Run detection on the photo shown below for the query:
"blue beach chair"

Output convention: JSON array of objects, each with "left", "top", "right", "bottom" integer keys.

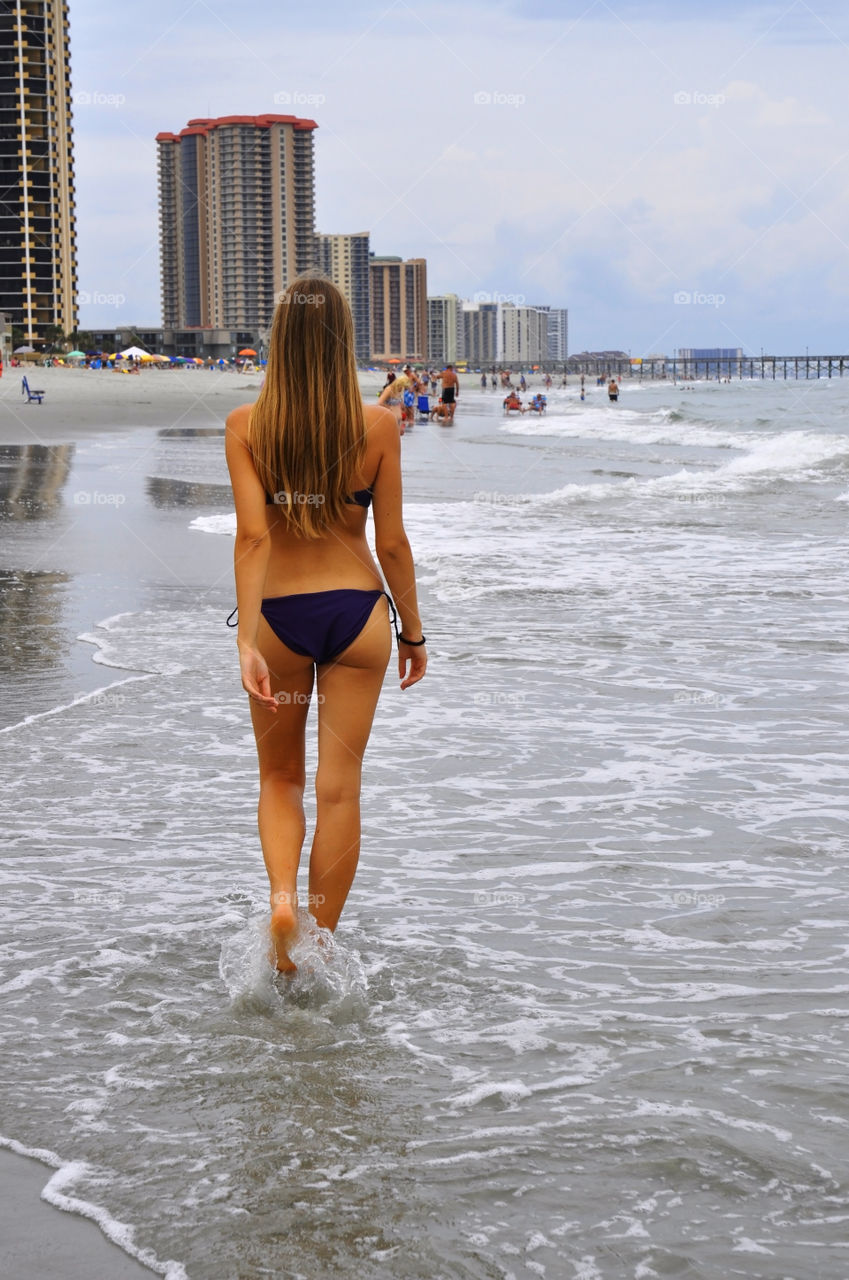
[
  {"left": 21, "top": 376, "right": 45, "bottom": 404},
  {"left": 416, "top": 393, "right": 430, "bottom": 421}
]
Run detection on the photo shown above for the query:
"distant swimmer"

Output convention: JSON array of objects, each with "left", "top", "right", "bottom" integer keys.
[{"left": 608, "top": 378, "right": 619, "bottom": 402}]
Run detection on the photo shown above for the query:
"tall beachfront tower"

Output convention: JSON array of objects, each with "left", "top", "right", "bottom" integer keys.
[
  {"left": 369, "top": 255, "right": 427, "bottom": 362},
  {"left": 315, "top": 231, "right": 370, "bottom": 363},
  {"left": 0, "top": 0, "right": 77, "bottom": 344},
  {"left": 427, "top": 294, "right": 464, "bottom": 365},
  {"left": 156, "top": 114, "right": 318, "bottom": 331}
]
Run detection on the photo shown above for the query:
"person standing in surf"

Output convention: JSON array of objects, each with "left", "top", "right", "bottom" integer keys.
[{"left": 225, "top": 277, "right": 427, "bottom": 972}]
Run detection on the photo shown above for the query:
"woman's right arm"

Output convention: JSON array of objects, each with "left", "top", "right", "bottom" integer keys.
[
  {"left": 369, "top": 406, "right": 427, "bottom": 690},
  {"left": 224, "top": 406, "right": 278, "bottom": 712}
]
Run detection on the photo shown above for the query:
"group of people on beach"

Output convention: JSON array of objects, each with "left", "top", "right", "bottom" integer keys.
[{"left": 377, "top": 363, "right": 459, "bottom": 432}]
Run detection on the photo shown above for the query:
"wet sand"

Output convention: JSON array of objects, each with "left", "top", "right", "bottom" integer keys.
[{"left": 0, "top": 1149, "right": 158, "bottom": 1278}]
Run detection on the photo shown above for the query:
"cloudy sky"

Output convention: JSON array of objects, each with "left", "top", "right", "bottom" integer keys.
[{"left": 71, "top": 0, "right": 849, "bottom": 354}]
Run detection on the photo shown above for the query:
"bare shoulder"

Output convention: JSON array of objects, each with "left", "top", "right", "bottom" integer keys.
[
  {"left": 225, "top": 402, "right": 254, "bottom": 441},
  {"left": 364, "top": 402, "right": 399, "bottom": 442}
]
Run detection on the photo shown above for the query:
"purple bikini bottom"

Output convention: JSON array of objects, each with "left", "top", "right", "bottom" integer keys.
[{"left": 260, "top": 589, "right": 387, "bottom": 665}]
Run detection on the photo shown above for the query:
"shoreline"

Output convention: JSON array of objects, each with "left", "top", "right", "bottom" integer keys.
[{"left": 0, "top": 1145, "right": 169, "bottom": 1278}]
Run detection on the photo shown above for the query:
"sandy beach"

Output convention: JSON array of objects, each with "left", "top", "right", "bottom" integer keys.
[{"left": 0, "top": 365, "right": 490, "bottom": 446}]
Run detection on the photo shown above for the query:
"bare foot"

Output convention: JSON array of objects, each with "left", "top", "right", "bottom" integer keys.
[{"left": 269, "top": 899, "right": 298, "bottom": 973}]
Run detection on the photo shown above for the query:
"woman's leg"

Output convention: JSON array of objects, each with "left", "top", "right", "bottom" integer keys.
[
  {"left": 310, "top": 599, "right": 391, "bottom": 932},
  {"left": 250, "top": 617, "right": 315, "bottom": 971}
]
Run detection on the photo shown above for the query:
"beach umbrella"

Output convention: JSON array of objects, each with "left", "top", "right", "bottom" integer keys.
[
  {"left": 13, "top": 345, "right": 34, "bottom": 353},
  {"left": 238, "top": 347, "right": 257, "bottom": 356},
  {"left": 66, "top": 349, "right": 85, "bottom": 358},
  {"left": 120, "top": 345, "right": 149, "bottom": 360}
]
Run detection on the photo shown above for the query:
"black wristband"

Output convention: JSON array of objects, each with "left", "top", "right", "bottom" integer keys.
[{"left": 399, "top": 634, "right": 426, "bottom": 646}]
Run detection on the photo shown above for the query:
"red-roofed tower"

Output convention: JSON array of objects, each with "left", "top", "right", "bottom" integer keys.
[{"left": 156, "top": 114, "right": 318, "bottom": 329}]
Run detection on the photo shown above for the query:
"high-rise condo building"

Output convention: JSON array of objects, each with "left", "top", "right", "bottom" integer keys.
[
  {"left": 532, "top": 305, "right": 569, "bottom": 361},
  {"left": 315, "top": 231, "right": 370, "bottom": 362},
  {"left": 156, "top": 114, "right": 317, "bottom": 331},
  {"left": 427, "top": 293, "right": 464, "bottom": 365},
  {"left": 499, "top": 304, "right": 549, "bottom": 365},
  {"left": 369, "top": 255, "right": 427, "bottom": 362},
  {"left": 0, "top": 0, "right": 77, "bottom": 343},
  {"left": 461, "top": 301, "right": 498, "bottom": 367}
]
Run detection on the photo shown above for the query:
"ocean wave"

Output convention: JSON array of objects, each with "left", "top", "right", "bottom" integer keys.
[{"left": 501, "top": 404, "right": 760, "bottom": 451}]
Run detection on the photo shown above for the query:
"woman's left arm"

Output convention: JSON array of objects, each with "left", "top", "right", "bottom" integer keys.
[{"left": 224, "top": 407, "right": 278, "bottom": 712}]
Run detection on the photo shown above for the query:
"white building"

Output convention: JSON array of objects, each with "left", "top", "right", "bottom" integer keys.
[
  {"left": 499, "top": 304, "right": 549, "bottom": 365},
  {"left": 427, "top": 294, "right": 464, "bottom": 364}
]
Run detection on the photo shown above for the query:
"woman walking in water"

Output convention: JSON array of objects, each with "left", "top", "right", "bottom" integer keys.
[{"left": 225, "top": 277, "right": 427, "bottom": 972}]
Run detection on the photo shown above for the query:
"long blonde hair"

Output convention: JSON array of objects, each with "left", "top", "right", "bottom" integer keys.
[{"left": 249, "top": 275, "right": 366, "bottom": 538}]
